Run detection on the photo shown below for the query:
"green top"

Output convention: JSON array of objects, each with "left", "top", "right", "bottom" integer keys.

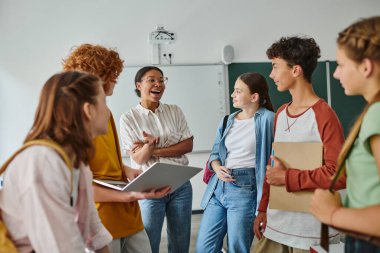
[{"left": 345, "top": 102, "right": 380, "bottom": 208}]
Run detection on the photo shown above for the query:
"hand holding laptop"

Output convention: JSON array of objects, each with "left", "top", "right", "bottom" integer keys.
[
  {"left": 124, "top": 165, "right": 142, "bottom": 181},
  {"left": 131, "top": 186, "right": 171, "bottom": 200}
]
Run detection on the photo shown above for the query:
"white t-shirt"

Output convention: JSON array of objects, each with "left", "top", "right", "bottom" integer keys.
[
  {"left": 120, "top": 103, "right": 193, "bottom": 170},
  {"left": 224, "top": 117, "right": 256, "bottom": 169},
  {"left": 263, "top": 101, "right": 341, "bottom": 249}
]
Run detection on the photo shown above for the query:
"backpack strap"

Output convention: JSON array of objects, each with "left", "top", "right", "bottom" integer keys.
[
  {"left": 222, "top": 115, "right": 229, "bottom": 135},
  {"left": 0, "top": 139, "right": 73, "bottom": 203}
]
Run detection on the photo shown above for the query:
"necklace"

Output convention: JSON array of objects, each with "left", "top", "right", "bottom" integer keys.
[
  {"left": 285, "top": 114, "right": 300, "bottom": 132},
  {"left": 284, "top": 101, "right": 315, "bottom": 132}
]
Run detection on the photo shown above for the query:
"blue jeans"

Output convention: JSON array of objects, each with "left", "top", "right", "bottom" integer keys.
[
  {"left": 196, "top": 168, "right": 256, "bottom": 253},
  {"left": 139, "top": 181, "right": 192, "bottom": 253},
  {"left": 345, "top": 236, "right": 380, "bottom": 253}
]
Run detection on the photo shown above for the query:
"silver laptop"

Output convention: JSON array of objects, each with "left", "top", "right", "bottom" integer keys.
[{"left": 93, "top": 162, "right": 202, "bottom": 192}]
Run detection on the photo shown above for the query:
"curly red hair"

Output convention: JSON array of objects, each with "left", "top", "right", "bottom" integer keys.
[{"left": 62, "top": 44, "right": 124, "bottom": 93}]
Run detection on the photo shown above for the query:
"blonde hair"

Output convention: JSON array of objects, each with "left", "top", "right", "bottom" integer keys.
[
  {"left": 334, "top": 16, "right": 380, "bottom": 179},
  {"left": 62, "top": 44, "right": 124, "bottom": 94}
]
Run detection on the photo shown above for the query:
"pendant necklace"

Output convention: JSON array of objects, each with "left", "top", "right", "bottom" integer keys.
[
  {"left": 285, "top": 104, "right": 300, "bottom": 132},
  {"left": 285, "top": 114, "right": 299, "bottom": 132}
]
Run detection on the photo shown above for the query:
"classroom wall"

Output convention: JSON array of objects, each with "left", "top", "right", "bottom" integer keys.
[{"left": 1, "top": 0, "right": 380, "bottom": 209}]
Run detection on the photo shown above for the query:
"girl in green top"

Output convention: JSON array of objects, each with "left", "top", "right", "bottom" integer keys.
[{"left": 310, "top": 16, "right": 380, "bottom": 252}]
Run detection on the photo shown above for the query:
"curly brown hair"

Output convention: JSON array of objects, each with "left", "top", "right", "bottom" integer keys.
[
  {"left": 266, "top": 36, "right": 321, "bottom": 83},
  {"left": 62, "top": 44, "right": 124, "bottom": 94}
]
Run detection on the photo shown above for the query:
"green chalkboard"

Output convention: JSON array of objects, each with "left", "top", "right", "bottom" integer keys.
[
  {"left": 228, "top": 62, "right": 328, "bottom": 112},
  {"left": 328, "top": 61, "right": 366, "bottom": 136},
  {"left": 228, "top": 61, "right": 365, "bottom": 136}
]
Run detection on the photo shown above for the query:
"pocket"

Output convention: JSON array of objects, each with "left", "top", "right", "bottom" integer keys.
[{"left": 231, "top": 170, "right": 255, "bottom": 189}]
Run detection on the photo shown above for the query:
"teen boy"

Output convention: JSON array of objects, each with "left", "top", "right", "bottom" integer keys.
[
  {"left": 63, "top": 44, "right": 170, "bottom": 253},
  {"left": 253, "top": 36, "right": 346, "bottom": 252}
]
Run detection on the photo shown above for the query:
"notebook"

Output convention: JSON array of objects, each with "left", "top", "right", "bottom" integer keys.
[
  {"left": 93, "top": 162, "right": 202, "bottom": 192},
  {"left": 269, "top": 142, "right": 323, "bottom": 213}
]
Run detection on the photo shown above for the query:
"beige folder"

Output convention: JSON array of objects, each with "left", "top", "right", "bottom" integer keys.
[{"left": 269, "top": 142, "right": 323, "bottom": 213}]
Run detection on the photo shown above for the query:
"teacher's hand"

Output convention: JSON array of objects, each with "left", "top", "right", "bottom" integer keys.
[
  {"left": 130, "top": 142, "right": 144, "bottom": 154},
  {"left": 142, "top": 131, "right": 160, "bottom": 146}
]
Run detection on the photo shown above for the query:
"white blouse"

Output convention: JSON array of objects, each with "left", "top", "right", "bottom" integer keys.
[{"left": 120, "top": 103, "right": 193, "bottom": 170}]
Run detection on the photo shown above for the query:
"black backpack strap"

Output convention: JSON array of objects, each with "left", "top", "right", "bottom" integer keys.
[{"left": 222, "top": 115, "right": 229, "bottom": 135}]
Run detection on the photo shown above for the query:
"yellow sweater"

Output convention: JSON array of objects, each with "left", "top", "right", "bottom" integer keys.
[{"left": 89, "top": 114, "right": 143, "bottom": 239}]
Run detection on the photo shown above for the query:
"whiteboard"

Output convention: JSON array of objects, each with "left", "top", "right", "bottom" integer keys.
[{"left": 108, "top": 64, "right": 229, "bottom": 153}]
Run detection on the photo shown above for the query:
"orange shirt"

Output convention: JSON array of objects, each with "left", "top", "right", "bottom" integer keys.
[{"left": 89, "top": 114, "right": 143, "bottom": 239}]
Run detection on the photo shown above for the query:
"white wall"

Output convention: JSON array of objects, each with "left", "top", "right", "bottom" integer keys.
[{"left": 1, "top": 0, "right": 380, "bottom": 208}]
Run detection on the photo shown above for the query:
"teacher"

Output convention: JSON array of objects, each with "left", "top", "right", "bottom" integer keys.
[{"left": 120, "top": 66, "right": 194, "bottom": 253}]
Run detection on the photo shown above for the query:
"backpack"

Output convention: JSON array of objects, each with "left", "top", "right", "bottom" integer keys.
[{"left": 0, "top": 139, "right": 72, "bottom": 253}]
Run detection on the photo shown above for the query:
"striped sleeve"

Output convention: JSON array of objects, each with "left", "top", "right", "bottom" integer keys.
[
  {"left": 172, "top": 105, "right": 193, "bottom": 141},
  {"left": 119, "top": 110, "right": 142, "bottom": 155}
]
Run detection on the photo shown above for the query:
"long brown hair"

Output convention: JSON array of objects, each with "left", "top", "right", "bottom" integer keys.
[
  {"left": 25, "top": 71, "right": 101, "bottom": 167},
  {"left": 335, "top": 16, "right": 380, "bottom": 176},
  {"left": 238, "top": 72, "right": 274, "bottom": 112}
]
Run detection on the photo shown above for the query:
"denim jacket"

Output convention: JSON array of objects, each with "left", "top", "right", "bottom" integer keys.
[{"left": 200, "top": 107, "right": 274, "bottom": 214}]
